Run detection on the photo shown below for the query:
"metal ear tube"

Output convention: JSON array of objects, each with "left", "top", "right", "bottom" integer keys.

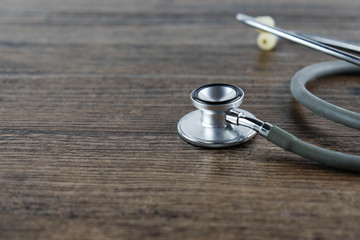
[{"left": 235, "top": 13, "right": 360, "bottom": 66}]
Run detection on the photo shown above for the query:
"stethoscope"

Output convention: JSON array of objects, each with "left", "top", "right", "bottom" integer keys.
[{"left": 178, "top": 14, "right": 360, "bottom": 172}]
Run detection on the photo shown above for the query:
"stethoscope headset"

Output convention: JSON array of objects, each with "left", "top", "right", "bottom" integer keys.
[{"left": 178, "top": 14, "right": 360, "bottom": 172}]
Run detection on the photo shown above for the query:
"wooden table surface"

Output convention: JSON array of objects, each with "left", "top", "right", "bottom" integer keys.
[{"left": 0, "top": 0, "right": 359, "bottom": 239}]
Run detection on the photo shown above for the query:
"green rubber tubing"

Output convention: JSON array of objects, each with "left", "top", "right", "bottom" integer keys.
[
  {"left": 267, "top": 126, "right": 360, "bottom": 172},
  {"left": 268, "top": 60, "right": 360, "bottom": 172}
]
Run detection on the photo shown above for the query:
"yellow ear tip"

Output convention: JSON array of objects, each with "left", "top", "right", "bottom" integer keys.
[
  {"left": 254, "top": 16, "right": 277, "bottom": 51},
  {"left": 257, "top": 33, "right": 278, "bottom": 51},
  {"left": 255, "top": 16, "right": 276, "bottom": 28}
]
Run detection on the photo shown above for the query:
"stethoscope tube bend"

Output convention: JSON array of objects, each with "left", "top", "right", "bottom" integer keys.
[{"left": 291, "top": 61, "right": 360, "bottom": 130}]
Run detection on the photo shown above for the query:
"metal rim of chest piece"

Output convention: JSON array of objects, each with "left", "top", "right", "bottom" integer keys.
[{"left": 177, "top": 83, "right": 257, "bottom": 148}]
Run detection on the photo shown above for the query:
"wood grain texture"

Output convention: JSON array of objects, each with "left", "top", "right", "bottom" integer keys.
[{"left": 0, "top": 0, "right": 359, "bottom": 239}]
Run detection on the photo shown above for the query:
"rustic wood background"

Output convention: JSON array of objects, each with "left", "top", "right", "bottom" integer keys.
[{"left": 0, "top": 0, "right": 359, "bottom": 239}]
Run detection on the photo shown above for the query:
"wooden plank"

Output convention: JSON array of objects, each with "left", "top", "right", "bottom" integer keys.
[{"left": 0, "top": 0, "right": 359, "bottom": 239}]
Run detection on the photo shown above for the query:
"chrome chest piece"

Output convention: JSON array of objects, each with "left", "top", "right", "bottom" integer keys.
[{"left": 177, "top": 84, "right": 257, "bottom": 148}]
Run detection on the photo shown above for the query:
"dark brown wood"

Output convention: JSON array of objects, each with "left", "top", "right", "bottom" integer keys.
[{"left": 0, "top": 1, "right": 360, "bottom": 239}]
